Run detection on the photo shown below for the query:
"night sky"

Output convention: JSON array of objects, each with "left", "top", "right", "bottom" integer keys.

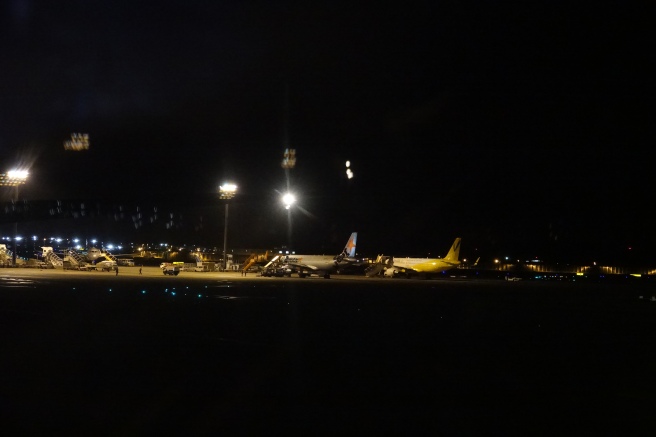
[{"left": 0, "top": 1, "right": 653, "bottom": 264}]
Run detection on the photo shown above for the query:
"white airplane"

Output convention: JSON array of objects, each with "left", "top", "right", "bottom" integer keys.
[
  {"left": 261, "top": 232, "right": 359, "bottom": 279},
  {"left": 85, "top": 247, "right": 105, "bottom": 261},
  {"left": 367, "top": 238, "right": 463, "bottom": 278},
  {"left": 84, "top": 247, "right": 134, "bottom": 270}
]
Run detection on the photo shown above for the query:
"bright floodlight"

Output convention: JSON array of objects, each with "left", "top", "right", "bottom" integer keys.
[
  {"left": 345, "top": 160, "right": 354, "bottom": 179},
  {"left": 281, "top": 148, "right": 296, "bottom": 169},
  {"left": 282, "top": 193, "right": 296, "bottom": 210},
  {"left": 219, "top": 183, "right": 238, "bottom": 199},
  {"left": 1, "top": 169, "right": 29, "bottom": 186},
  {"left": 64, "top": 133, "right": 90, "bottom": 151},
  {"left": 7, "top": 170, "right": 29, "bottom": 180}
]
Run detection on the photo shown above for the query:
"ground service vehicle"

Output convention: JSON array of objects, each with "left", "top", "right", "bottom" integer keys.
[{"left": 160, "top": 263, "right": 181, "bottom": 276}]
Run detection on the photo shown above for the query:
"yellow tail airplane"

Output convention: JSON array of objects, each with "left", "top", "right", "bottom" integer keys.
[{"left": 366, "top": 238, "right": 463, "bottom": 278}]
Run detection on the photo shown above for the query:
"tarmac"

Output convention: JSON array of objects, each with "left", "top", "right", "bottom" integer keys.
[
  {"left": 1, "top": 266, "right": 655, "bottom": 435},
  {"left": 0, "top": 265, "right": 492, "bottom": 283}
]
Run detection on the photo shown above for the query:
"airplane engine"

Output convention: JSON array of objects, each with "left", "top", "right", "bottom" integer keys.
[{"left": 384, "top": 267, "right": 397, "bottom": 277}]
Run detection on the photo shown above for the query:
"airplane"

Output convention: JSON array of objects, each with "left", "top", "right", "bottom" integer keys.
[
  {"left": 81, "top": 247, "right": 138, "bottom": 270},
  {"left": 85, "top": 247, "right": 106, "bottom": 261},
  {"left": 366, "top": 238, "right": 463, "bottom": 278},
  {"left": 261, "top": 232, "right": 359, "bottom": 279}
]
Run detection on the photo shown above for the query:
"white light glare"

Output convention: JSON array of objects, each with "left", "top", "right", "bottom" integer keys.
[
  {"left": 282, "top": 193, "right": 296, "bottom": 209},
  {"left": 219, "top": 183, "right": 238, "bottom": 199},
  {"left": 345, "top": 160, "right": 354, "bottom": 179},
  {"left": 220, "top": 183, "right": 237, "bottom": 191},
  {"left": 7, "top": 169, "right": 29, "bottom": 180}
]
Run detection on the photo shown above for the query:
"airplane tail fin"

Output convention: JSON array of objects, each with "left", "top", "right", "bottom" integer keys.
[
  {"left": 444, "top": 238, "right": 461, "bottom": 262},
  {"left": 334, "top": 232, "right": 357, "bottom": 262}
]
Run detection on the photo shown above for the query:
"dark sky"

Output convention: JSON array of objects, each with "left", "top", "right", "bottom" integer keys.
[{"left": 0, "top": 1, "right": 653, "bottom": 264}]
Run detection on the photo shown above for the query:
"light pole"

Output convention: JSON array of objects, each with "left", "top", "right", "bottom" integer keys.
[
  {"left": 0, "top": 169, "right": 29, "bottom": 266},
  {"left": 282, "top": 192, "right": 296, "bottom": 249},
  {"left": 219, "top": 183, "right": 237, "bottom": 271}
]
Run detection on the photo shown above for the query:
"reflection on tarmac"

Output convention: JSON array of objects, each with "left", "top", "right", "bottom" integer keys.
[{"left": 0, "top": 276, "right": 36, "bottom": 288}]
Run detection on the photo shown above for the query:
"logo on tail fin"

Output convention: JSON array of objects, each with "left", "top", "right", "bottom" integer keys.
[
  {"left": 335, "top": 232, "right": 357, "bottom": 262},
  {"left": 345, "top": 233, "right": 357, "bottom": 258}
]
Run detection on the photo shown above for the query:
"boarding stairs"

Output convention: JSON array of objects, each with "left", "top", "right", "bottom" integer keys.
[
  {"left": 42, "top": 247, "right": 64, "bottom": 268},
  {"left": 262, "top": 255, "right": 281, "bottom": 269},
  {"left": 0, "top": 244, "right": 11, "bottom": 264},
  {"left": 365, "top": 255, "right": 393, "bottom": 277},
  {"left": 242, "top": 251, "right": 271, "bottom": 273},
  {"left": 64, "top": 249, "right": 88, "bottom": 267},
  {"left": 260, "top": 255, "right": 284, "bottom": 275},
  {"left": 102, "top": 250, "right": 118, "bottom": 263}
]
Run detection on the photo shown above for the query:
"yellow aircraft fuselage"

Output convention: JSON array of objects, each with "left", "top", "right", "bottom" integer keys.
[{"left": 393, "top": 258, "right": 461, "bottom": 273}]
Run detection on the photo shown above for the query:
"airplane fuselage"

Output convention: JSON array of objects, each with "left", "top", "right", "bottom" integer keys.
[
  {"left": 281, "top": 255, "right": 339, "bottom": 273},
  {"left": 392, "top": 257, "right": 461, "bottom": 273}
]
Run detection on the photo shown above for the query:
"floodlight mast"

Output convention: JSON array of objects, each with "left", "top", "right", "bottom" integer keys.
[
  {"left": 219, "top": 183, "right": 237, "bottom": 271},
  {"left": 281, "top": 192, "right": 296, "bottom": 250},
  {"left": 1, "top": 170, "right": 29, "bottom": 266}
]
